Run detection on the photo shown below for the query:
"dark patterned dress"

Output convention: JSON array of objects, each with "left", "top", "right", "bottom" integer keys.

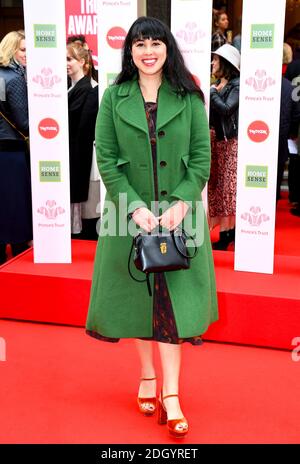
[
  {"left": 86, "top": 101, "right": 203, "bottom": 346},
  {"left": 208, "top": 129, "right": 238, "bottom": 228}
]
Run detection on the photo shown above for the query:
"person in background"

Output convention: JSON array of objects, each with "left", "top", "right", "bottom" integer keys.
[
  {"left": 285, "top": 45, "right": 300, "bottom": 81},
  {"left": 277, "top": 44, "right": 300, "bottom": 202},
  {"left": 277, "top": 76, "right": 300, "bottom": 202},
  {"left": 67, "top": 34, "right": 98, "bottom": 84},
  {"left": 208, "top": 44, "right": 240, "bottom": 250},
  {"left": 232, "top": 17, "right": 242, "bottom": 53},
  {"left": 86, "top": 16, "right": 218, "bottom": 439},
  {"left": 211, "top": 11, "right": 229, "bottom": 52},
  {"left": 282, "top": 43, "right": 293, "bottom": 76},
  {"left": 67, "top": 42, "right": 99, "bottom": 239},
  {"left": 289, "top": 125, "right": 300, "bottom": 216},
  {"left": 0, "top": 30, "right": 32, "bottom": 264},
  {"left": 67, "top": 35, "right": 100, "bottom": 240}
]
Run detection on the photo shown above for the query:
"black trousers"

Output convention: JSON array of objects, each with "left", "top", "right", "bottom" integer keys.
[
  {"left": 0, "top": 242, "right": 29, "bottom": 264},
  {"left": 288, "top": 155, "right": 300, "bottom": 203}
]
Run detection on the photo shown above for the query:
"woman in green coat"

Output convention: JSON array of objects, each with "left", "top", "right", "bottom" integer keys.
[{"left": 86, "top": 17, "right": 218, "bottom": 438}]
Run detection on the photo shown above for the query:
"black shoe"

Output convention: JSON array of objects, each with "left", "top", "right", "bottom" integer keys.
[
  {"left": 212, "top": 229, "right": 235, "bottom": 250},
  {"left": 290, "top": 207, "right": 300, "bottom": 217},
  {"left": 11, "top": 242, "right": 30, "bottom": 257},
  {"left": 0, "top": 243, "right": 7, "bottom": 265}
]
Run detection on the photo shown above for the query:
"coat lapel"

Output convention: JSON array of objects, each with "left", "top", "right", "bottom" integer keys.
[
  {"left": 116, "top": 78, "right": 186, "bottom": 133},
  {"left": 116, "top": 80, "right": 148, "bottom": 134},
  {"left": 156, "top": 80, "right": 186, "bottom": 130}
]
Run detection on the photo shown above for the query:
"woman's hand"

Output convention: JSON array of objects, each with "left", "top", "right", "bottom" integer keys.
[
  {"left": 132, "top": 207, "right": 159, "bottom": 233},
  {"left": 158, "top": 201, "right": 189, "bottom": 231},
  {"left": 214, "top": 78, "right": 228, "bottom": 92}
]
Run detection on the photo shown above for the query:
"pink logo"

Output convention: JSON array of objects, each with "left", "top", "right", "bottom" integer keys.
[
  {"left": 37, "top": 200, "right": 65, "bottom": 220},
  {"left": 38, "top": 118, "right": 59, "bottom": 139},
  {"left": 247, "top": 121, "right": 270, "bottom": 143},
  {"left": 241, "top": 206, "right": 270, "bottom": 226},
  {"left": 32, "top": 68, "right": 62, "bottom": 89},
  {"left": 106, "top": 26, "right": 126, "bottom": 49},
  {"left": 246, "top": 70, "right": 275, "bottom": 92},
  {"left": 176, "top": 22, "right": 206, "bottom": 44}
]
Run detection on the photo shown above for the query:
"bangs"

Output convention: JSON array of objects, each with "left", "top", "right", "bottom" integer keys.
[{"left": 130, "top": 19, "right": 168, "bottom": 45}]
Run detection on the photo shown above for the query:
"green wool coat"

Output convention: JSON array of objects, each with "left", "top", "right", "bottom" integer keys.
[{"left": 86, "top": 78, "right": 218, "bottom": 339}]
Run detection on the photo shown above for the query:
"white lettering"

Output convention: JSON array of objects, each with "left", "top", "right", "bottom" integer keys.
[
  {"left": 40, "top": 126, "right": 58, "bottom": 132},
  {"left": 291, "top": 337, "right": 300, "bottom": 362},
  {"left": 74, "top": 15, "right": 87, "bottom": 34},
  {"left": 86, "top": 0, "right": 97, "bottom": 14},
  {"left": 68, "top": 16, "right": 76, "bottom": 35},
  {"left": 0, "top": 338, "right": 6, "bottom": 362},
  {"left": 253, "top": 30, "right": 272, "bottom": 37},
  {"left": 68, "top": 15, "right": 97, "bottom": 35},
  {"left": 249, "top": 129, "right": 268, "bottom": 135}
]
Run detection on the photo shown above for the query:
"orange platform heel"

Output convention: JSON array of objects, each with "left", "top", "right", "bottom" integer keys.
[
  {"left": 137, "top": 377, "right": 157, "bottom": 416},
  {"left": 157, "top": 393, "right": 189, "bottom": 438}
]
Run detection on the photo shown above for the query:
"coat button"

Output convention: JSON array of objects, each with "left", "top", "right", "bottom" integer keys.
[
  {"left": 161, "top": 190, "right": 168, "bottom": 196},
  {"left": 160, "top": 160, "right": 167, "bottom": 167},
  {"left": 158, "top": 130, "right": 165, "bottom": 137}
]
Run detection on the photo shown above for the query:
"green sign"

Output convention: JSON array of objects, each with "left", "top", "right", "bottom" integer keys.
[
  {"left": 106, "top": 73, "right": 118, "bottom": 87},
  {"left": 245, "top": 165, "right": 268, "bottom": 188},
  {"left": 39, "top": 161, "right": 61, "bottom": 182},
  {"left": 251, "top": 24, "right": 274, "bottom": 49},
  {"left": 34, "top": 24, "right": 57, "bottom": 48}
]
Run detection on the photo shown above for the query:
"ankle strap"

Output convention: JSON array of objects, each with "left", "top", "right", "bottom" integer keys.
[
  {"left": 163, "top": 394, "right": 179, "bottom": 400},
  {"left": 140, "top": 377, "right": 156, "bottom": 381}
]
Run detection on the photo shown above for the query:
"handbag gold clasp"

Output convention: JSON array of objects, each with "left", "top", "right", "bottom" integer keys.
[{"left": 160, "top": 242, "right": 167, "bottom": 254}]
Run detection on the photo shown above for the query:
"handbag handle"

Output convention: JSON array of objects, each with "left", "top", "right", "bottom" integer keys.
[
  {"left": 128, "top": 239, "right": 152, "bottom": 296},
  {"left": 172, "top": 227, "right": 198, "bottom": 259},
  {"left": 0, "top": 110, "right": 28, "bottom": 142}
]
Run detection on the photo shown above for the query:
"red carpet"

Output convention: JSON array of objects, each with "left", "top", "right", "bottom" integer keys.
[
  {"left": 0, "top": 196, "right": 300, "bottom": 350},
  {"left": 211, "top": 194, "right": 300, "bottom": 256},
  {"left": 0, "top": 319, "right": 299, "bottom": 444},
  {"left": 274, "top": 194, "right": 300, "bottom": 256}
]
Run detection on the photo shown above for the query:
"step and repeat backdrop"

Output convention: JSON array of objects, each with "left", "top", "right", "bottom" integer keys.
[{"left": 23, "top": 0, "right": 286, "bottom": 274}]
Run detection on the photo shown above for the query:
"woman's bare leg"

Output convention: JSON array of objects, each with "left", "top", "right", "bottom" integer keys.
[
  {"left": 135, "top": 339, "right": 156, "bottom": 401},
  {"left": 157, "top": 342, "right": 184, "bottom": 420}
]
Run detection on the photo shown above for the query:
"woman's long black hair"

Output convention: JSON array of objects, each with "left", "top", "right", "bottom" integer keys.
[{"left": 115, "top": 16, "right": 204, "bottom": 102}]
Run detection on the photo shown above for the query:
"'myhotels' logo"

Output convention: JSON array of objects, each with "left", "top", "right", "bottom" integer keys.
[
  {"left": 251, "top": 24, "right": 274, "bottom": 49},
  {"left": 247, "top": 121, "right": 270, "bottom": 143},
  {"left": 106, "top": 27, "right": 126, "bottom": 49},
  {"left": 34, "top": 24, "right": 57, "bottom": 48},
  {"left": 38, "top": 118, "right": 59, "bottom": 139}
]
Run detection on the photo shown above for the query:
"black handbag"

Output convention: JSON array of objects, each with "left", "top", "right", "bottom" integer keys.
[{"left": 128, "top": 227, "right": 198, "bottom": 296}]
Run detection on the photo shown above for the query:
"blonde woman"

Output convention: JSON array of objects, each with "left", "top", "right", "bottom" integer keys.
[
  {"left": 0, "top": 30, "right": 32, "bottom": 264},
  {"left": 282, "top": 43, "right": 293, "bottom": 76}
]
